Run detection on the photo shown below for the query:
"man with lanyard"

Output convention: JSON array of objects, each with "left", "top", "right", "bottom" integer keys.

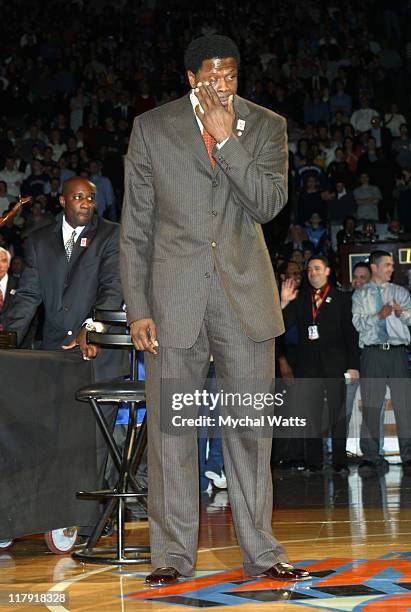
[
  {"left": 352, "top": 250, "right": 411, "bottom": 475},
  {"left": 281, "top": 255, "right": 360, "bottom": 472}
]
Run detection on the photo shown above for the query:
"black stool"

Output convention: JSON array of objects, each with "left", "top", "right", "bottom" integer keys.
[{"left": 72, "top": 311, "right": 150, "bottom": 565}]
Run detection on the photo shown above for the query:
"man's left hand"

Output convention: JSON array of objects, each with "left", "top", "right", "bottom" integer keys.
[
  {"left": 62, "top": 327, "right": 100, "bottom": 360},
  {"left": 195, "top": 82, "right": 235, "bottom": 143},
  {"left": 392, "top": 301, "right": 402, "bottom": 317}
]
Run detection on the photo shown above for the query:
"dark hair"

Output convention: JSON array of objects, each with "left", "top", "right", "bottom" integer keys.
[
  {"left": 307, "top": 254, "right": 330, "bottom": 267},
  {"left": 184, "top": 34, "right": 240, "bottom": 73},
  {"left": 353, "top": 261, "right": 371, "bottom": 273},
  {"left": 369, "top": 250, "right": 391, "bottom": 266}
]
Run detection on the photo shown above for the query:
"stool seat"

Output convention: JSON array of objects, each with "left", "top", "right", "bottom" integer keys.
[
  {"left": 92, "top": 308, "right": 127, "bottom": 324},
  {"left": 76, "top": 381, "right": 145, "bottom": 402}
]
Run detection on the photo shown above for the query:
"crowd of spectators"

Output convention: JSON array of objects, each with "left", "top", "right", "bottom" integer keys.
[
  {"left": 0, "top": 0, "right": 410, "bottom": 474},
  {"left": 0, "top": 0, "right": 410, "bottom": 284}
]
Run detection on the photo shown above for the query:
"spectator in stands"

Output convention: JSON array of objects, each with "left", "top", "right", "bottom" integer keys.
[
  {"left": 350, "top": 95, "right": 378, "bottom": 134},
  {"left": 330, "top": 80, "right": 352, "bottom": 119},
  {"left": 0, "top": 181, "right": 14, "bottom": 216},
  {"left": 297, "top": 174, "right": 327, "bottom": 223},
  {"left": 294, "top": 138, "right": 309, "bottom": 169},
  {"left": 304, "top": 90, "right": 330, "bottom": 124},
  {"left": 370, "top": 116, "right": 392, "bottom": 157},
  {"left": 22, "top": 159, "right": 49, "bottom": 199},
  {"left": 327, "top": 180, "right": 356, "bottom": 223},
  {"left": 89, "top": 160, "right": 116, "bottom": 220},
  {"left": 0, "top": 157, "right": 24, "bottom": 198},
  {"left": 352, "top": 250, "right": 411, "bottom": 475},
  {"left": 49, "top": 129, "right": 67, "bottom": 162},
  {"left": 351, "top": 261, "right": 371, "bottom": 290},
  {"left": 282, "top": 224, "right": 313, "bottom": 259},
  {"left": 393, "top": 124, "right": 411, "bottom": 169},
  {"left": 354, "top": 172, "right": 381, "bottom": 221},
  {"left": 327, "top": 147, "right": 351, "bottom": 186},
  {"left": 384, "top": 103, "right": 407, "bottom": 138},
  {"left": 395, "top": 169, "right": 411, "bottom": 233},
  {"left": 336, "top": 216, "right": 362, "bottom": 248},
  {"left": 305, "top": 212, "right": 328, "bottom": 254},
  {"left": 22, "top": 199, "right": 53, "bottom": 237}
]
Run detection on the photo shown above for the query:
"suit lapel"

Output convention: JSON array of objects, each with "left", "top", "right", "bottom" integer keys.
[
  {"left": 171, "top": 95, "right": 212, "bottom": 173},
  {"left": 52, "top": 215, "right": 67, "bottom": 264}
]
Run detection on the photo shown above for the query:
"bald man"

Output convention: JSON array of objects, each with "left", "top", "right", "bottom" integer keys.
[{"left": 4, "top": 176, "right": 125, "bottom": 379}]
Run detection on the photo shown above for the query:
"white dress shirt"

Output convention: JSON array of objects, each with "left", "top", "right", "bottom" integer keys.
[
  {"left": 352, "top": 281, "right": 411, "bottom": 347},
  {"left": 62, "top": 215, "right": 85, "bottom": 246},
  {"left": 0, "top": 273, "right": 8, "bottom": 303}
]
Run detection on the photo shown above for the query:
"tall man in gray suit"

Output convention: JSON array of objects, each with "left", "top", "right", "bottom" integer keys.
[{"left": 120, "top": 35, "right": 311, "bottom": 586}]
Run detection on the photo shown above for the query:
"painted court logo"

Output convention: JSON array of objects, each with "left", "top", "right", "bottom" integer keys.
[{"left": 120, "top": 553, "right": 411, "bottom": 610}]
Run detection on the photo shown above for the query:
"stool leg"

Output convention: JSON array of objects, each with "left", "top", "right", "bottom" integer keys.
[
  {"left": 84, "top": 496, "right": 117, "bottom": 553},
  {"left": 90, "top": 398, "right": 122, "bottom": 472},
  {"left": 128, "top": 410, "right": 147, "bottom": 494},
  {"left": 117, "top": 497, "right": 125, "bottom": 561},
  {"left": 118, "top": 402, "right": 137, "bottom": 493}
]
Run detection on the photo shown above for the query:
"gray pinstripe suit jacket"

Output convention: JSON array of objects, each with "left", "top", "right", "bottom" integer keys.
[{"left": 120, "top": 93, "right": 287, "bottom": 348}]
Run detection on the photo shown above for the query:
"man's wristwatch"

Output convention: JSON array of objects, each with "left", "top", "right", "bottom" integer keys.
[{"left": 85, "top": 321, "right": 106, "bottom": 333}]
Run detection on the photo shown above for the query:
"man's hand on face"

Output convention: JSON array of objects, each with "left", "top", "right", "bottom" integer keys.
[
  {"left": 130, "top": 318, "right": 158, "bottom": 354},
  {"left": 62, "top": 326, "right": 100, "bottom": 360},
  {"left": 195, "top": 82, "right": 235, "bottom": 143}
]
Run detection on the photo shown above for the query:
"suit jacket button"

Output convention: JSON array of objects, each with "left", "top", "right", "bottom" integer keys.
[
  {"left": 67, "top": 330, "right": 73, "bottom": 336},
  {"left": 212, "top": 180, "right": 218, "bottom": 187},
  {"left": 64, "top": 306, "right": 69, "bottom": 312},
  {"left": 211, "top": 210, "right": 217, "bottom": 216},
  {"left": 204, "top": 272, "right": 210, "bottom": 278},
  {"left": 211, "top": 241, "right": 217, "bottom": 248}
]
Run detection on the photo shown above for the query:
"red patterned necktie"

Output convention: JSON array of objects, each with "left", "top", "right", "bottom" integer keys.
[
  {"left": 314, "top": 288, "right": 322, "bottom": 310},
  {"left": 202, "top": 129, "right": 216, "bottom": 168}
]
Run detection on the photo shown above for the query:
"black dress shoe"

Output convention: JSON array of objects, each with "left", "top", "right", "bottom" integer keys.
[
  {"left": 260, "top": 562, "right": 311, "bottom": 581},
  {"left": 145, "top": 567, "right": 182, "bottom": 587}
]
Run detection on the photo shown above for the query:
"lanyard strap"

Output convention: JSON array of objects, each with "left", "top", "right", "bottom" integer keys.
[{"left": 311, "top": 284, "right": 330, "bottom": 322}]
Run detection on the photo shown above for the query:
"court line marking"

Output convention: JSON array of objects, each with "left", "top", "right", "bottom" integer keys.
[{"left": 45, "top": 565, "right": 115, "bottom": 612}]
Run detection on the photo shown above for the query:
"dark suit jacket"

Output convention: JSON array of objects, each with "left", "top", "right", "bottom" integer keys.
[
  {"left": 283, "top": 285, "right": 360, "bottom": 377},
  {"left": 0, "top": 275, "right": 18, "bottom": 329},
  {"left": 2, "top": 274, "right": 19, "bottom": 310},
  {"left": 4, "top": 214, "right": 128, "bottom": 381}
]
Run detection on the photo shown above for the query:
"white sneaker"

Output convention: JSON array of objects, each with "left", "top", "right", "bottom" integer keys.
[{"left": 204, "top": 470, "right": 227, "bottom": 489}]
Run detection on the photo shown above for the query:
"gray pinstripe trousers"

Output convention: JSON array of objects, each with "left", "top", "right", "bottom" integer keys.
[{"left": 144, "top": 271, "right": 288, "bottom": 576}]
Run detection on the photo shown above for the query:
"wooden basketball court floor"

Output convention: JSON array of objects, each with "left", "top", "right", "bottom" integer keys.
[{"left": 2, "top": 462, "right": 411, "bottom": 611}]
